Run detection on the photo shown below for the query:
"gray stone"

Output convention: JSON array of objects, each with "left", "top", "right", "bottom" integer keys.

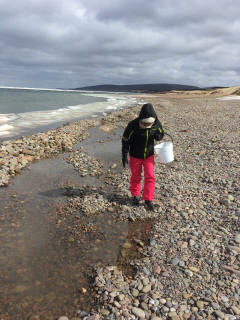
[
  {"left": 141, "top": 302, "right": 148, "bottom": 311},
  {"left": 160, "top": 298, "right": 167, "bottom": 304},
  {"left": 132, "top": 307, "right": 145, "bottom": 318},
  {"left": 215, "top": 310, "right": 225, "bottom": 319},
  {"left": 142, "top": 277, "right": 150, "bottom": 285},
  {"left": 142, "top": 284, "right": 151, "bottom": 293},
  {"left": 171, "top": 257, "right": 180, "bottom": 266},
  {"left": 100, "top": 309, "right": 110, "bottom": 316},
  {"left": 231, "top": 305, "right": 240, "bottom": 315},
  {"left": 234, "top": 233, "right": 240, "bottom": 244},
  {"left": 196, "top": 301, "right": 205, "bottom": 309},
  {"left": 132, "top": 288, "right": 139, "bottom": 297},
  {"left": 211, "top": 302, "right": 220, "bottom": 309},
  {"left": 220, "top": 294, "right": 229, "bottom": 303}
]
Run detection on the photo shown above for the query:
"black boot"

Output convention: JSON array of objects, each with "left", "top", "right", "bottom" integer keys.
[
  {"left": 132, "top": 196, "right": 140, "bottom": 205},
  {"left": 145, "top": 200, "right": 154, "bottom": 211}
]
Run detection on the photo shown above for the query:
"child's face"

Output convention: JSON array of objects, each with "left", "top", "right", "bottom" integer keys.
[{"left": 139, "top": 120, "right": 154, "bottom": 128}]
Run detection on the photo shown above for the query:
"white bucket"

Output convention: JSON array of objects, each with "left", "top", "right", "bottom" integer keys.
[{"left": 154, "top": 141, "right": 174, "bottom": 163}]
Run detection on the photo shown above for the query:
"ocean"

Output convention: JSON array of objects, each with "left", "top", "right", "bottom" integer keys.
[{"left": 0, "top": 87, "right": 138, "bottom": 140}]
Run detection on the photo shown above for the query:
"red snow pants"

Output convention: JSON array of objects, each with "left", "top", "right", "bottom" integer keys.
[{"left": 129, "top": 155, "right": 155, "bottom": 201}]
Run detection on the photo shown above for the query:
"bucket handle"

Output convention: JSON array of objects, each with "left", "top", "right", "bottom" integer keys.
[{"left": 164, "top": 132, "right": 173, "bottom": 142}]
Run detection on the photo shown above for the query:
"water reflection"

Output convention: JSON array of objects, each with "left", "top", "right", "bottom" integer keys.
[{"left": 0, "top": 154, "right": 153, "bottom": 319}]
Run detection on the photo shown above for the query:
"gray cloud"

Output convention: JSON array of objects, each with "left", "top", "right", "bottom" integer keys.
[{"left": 0, "top": 0, "right": 239, "bottom": 88}]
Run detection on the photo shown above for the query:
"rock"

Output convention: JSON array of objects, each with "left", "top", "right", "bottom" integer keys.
[
  {"left": 100, "top": 309, "right": 110, "bottom": 316},
  {"left": 85, "top": 315, "right": 100, "bottom": 320},
  {"left": 168, "top": 311, "right": 180, "bottom": 320},
  {"left": 142, "top": 284, "right": 151, "bottom": 293},
  {"left": 171, "top": 257, "right": 180, "bottom": 266},
  {"left": 183, "top": 293, "right": 191, "bottom": 299},
  {"left": 58, "top": 317, "right": 69, "bottom": 320},
  {"left": 215, "top": 310, "right": 225, "bottom": 319},
  {"left": 142, "top": 277, "right": 149, "bottom": 285},
  {"left": 117, "top": 294, "right": 125, "bottom": 301},
  {"left": 160, "top": 298, "right": 167, "bottom": 304},
  {"left": 212, "top": 302, "right": 220, "bottom": 309},
  {"left": 189, "top": 239, "right": 195, "bottom": 246},
  {"left": 234, "top": 233, "right": 240, "bottom": 244},
  {"left": 138, "top": 282, "right": 144, "bottom": 291},
  {"left": 231, "top": 306, "right": 240, "bottom": 315},
  {"left": 132, "top": 307, "right": 145, "bottom": 318},
  {"left": 132, "top": 288, "right": 139, "bottom": 297},
  {"left": 15, "top": 285, "right": 27, "bottom": 293},
  {"left": 188, "top": 267, "right": 199, "bottom": 273},
  {"left": 196, "top": 301, "right": 205, "bottom": 309},
  {"left": 220, "top": 294, "right": 229, "bottom": 303},
  {"left": 141, "top": 302, "right": 148, "bottom": 311},
  {"left": 153, "top": 265, "right": 161, "bottom": 274}
]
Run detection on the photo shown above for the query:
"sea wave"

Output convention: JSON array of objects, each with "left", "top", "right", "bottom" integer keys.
[{"left": 0, "top": 94, "right": 138, "bottom": 139}]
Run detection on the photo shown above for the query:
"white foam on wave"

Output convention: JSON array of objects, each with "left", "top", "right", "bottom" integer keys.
[
  {"left": 0, "top": 94, "right": 139, "bottom": 139},
  {"left": 0, "top": 124, "right": 15, "bottom": 136},
  {"left": 0, "top": 86, "right": 84, "bottom": 93},
  {"left": 106, "top": 106, "right": 117, "bottom": 110},
  {"left": 217, "top": 95, "right": 240, "bottom": 100},
  {"left": 0, "top": 113, "right": 19, "bottom": 124}
]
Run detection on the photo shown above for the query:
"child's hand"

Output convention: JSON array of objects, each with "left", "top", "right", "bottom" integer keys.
[{"left": 122, "top": 157, "right": 128, "bottom": 168}]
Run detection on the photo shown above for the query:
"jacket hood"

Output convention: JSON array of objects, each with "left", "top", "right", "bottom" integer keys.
[{"left": 138, "top": 103, "right": 157, "bottom": 120}]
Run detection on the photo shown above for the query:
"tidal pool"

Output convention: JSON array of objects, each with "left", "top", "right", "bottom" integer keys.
[{"left": 0, "top": 150, "right": 152, "bottom": 319}]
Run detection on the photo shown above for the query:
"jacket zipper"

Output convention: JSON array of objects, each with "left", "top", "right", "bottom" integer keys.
[{"left": 144, "top": 129, "right": 149, "bottom": 159}]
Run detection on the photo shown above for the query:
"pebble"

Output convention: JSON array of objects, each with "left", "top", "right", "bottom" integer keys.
[
  {"left": 231, "top": 305, "right": 240, "bottom": 315},
  {"left": 132, "top": 307, "right": 146, "bottom": 318},
  {"left": 2, "top": 97, "right": 240, "bottom": 319},
  {"left": 168, "top": 311, "right": 179, "bottom": 320},
  {"left": 234, "top": 233, "right": 240, "bottom": 244},
  {"left": 196, "top": 301, "right": 205, "bottom": 309},
  {"left": 215, "top": 310, "right": 225, "bottom": 319},
  {"left": 183, "top": 293, "right": 191, "bottom": 299},
  {"left": 171, "top": 257, "right": 180, "bottom": 266},
  {"left": 228, "top": 194, "right": 234, "bottom": 201},
  {"left": 132, "top": 288, "right": 139, "bottom": 297},
  {"left": 142, "top": 277, "right": 149, "bottom": 285},
  {"left": 100, "top": 309, "right": 110, "bottom": 316},
  {"left": 160, "top": 298, "right": 167, "bottom": 304},
  {"left": 142, "top": 284, "right": 151, "bottom": 293}
]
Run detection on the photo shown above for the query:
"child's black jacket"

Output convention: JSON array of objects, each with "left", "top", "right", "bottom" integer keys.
[{"left": 122, "top": 103, "right": 164, "bottom": 159}]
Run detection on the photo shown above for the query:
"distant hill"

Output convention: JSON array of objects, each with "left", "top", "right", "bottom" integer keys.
[{"left": 75, "top": 83, "right": 201, "bottom": 93}]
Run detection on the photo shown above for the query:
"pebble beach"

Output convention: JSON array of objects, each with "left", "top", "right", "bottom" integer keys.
[{"left": 0, "top": 92, "right": 240, "bottom": 320}]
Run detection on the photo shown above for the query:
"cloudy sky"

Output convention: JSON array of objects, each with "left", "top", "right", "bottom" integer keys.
[{"left": 0, "top": 0, "right": 239, "bottom": 89}]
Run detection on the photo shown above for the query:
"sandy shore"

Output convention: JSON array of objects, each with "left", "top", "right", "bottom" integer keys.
[{"left": 0, "top": 93, "right": 240, "bottom": 319}]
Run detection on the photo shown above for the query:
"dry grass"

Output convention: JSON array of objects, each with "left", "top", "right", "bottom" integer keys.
[{"left": 131, "top": 85, "right": 240, "bottom": 100}]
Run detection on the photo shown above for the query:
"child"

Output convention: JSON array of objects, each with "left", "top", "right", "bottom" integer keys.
[{"left": 122, "top": 103, "right": 164, "bottom": 210}]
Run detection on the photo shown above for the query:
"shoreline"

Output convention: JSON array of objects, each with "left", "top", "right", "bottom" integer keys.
[
  {"left": 0, "top": 94, "right": 240, "bottom": 319},
  {"left": 0, "top": 97, "right": 142, "bottom": 187},
  {"left": 0, "top": 89, "right": 140, "bottom": 142}
]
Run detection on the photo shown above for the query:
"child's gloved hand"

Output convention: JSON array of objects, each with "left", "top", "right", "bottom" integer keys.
[{"left": 122, "top": 156, "right": 128, "bottom": 168}]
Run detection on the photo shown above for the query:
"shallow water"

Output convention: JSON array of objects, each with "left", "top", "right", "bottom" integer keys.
[
  {"left": 0, "top": 88, "right": 138, "bottom": 140},
  {"left": 0, "top": 130, "right": 152, "bottom": 319}
]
